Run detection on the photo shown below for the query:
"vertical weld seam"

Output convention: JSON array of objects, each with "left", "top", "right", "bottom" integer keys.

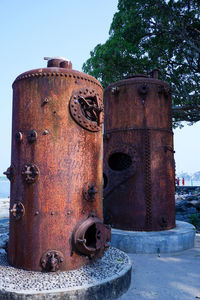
[{"left": 144, "top": 129, "right": 152, "bottom": 227}]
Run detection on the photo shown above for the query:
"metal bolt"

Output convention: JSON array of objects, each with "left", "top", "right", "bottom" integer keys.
[
  {"left": 42, "top": 98, "right": 49, "bottom": 106},
  {"left": 43, "top": 130, "right": 49, "bottom": 135},
  {"left": 16, "top": 131, "right": 23, "bottom": 143}
]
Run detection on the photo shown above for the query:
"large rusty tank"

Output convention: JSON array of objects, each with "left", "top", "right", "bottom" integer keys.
[
  {"left": 103, "top": 70, "right": 175, "bottom": 231},
  {"left": 4, "top": 57, "right": 110, "bottom": 272}
]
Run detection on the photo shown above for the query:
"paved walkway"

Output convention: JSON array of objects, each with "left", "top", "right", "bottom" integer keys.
[{"left": 119, "top": 234, "right": 200, "bottom": 300}]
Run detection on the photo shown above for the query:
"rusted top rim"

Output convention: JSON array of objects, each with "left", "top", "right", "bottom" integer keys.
[
  {"left": 124, "top": 74, "right": 149, "bottom": 79},
  {"left": 12, "top": 68, "right": 103, "bottom": 89},
  {"left": 105, "top": 76, "right": 169, "bottom": 92}
]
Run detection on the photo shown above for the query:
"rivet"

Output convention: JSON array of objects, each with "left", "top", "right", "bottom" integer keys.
[
  {"left": 43, "top": 130, "right": 49, "bottom": 135},
  {"left": 35, "top": 211, "right": 39, "bottom": 215},
  {"left": 16, "top": 131, "right": 23, "bottom": 143},
  {"left": 51, "top": 212, "right": 55, "bottom": 215},
  {"left": 53, "top": 111, "right": 56, "bottom": 114},
  {"left": 67, "top": 211, "right": 71, "bottom": 215},
  {"left": 74, "top": 96, "right": 76, "bottom": 99},
  {"left": 82, "top": 210, "right": 85, "bottom": 214},
  {"left": 42, "top": 98, "right": 49, "bottom": 106}
]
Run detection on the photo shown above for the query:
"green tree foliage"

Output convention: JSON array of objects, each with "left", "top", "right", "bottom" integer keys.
[{"left": 83, "top": 0, "right": 200, "bottom": 125}]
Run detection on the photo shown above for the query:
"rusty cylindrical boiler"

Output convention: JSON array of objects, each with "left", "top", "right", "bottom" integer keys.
[
  {"left": 4, "top": 57, "right": 110, "bottom": 272},
  {"left": 103, "top": 70, "right": 175, "bottom": 231}
]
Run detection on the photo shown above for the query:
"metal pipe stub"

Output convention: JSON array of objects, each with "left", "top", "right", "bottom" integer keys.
[{"left": 73, "top": 216, "right": 111, "bottom": 259}]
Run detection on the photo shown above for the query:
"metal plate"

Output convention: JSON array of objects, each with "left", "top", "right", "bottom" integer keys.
[{"left": 69, "top": 88, "right": 104, "bottom": 132}]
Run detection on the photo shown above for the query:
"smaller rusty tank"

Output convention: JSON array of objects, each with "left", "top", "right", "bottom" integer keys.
[
  {"left": 4, "top": 57, "right": 110, "bottom": 272},
  {"left": 103, "top": 70, "right": 175, "bottom": 231}
]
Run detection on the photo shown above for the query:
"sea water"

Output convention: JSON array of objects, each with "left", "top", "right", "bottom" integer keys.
[
  {"left": 0, "top": 177, "right": 10, "bottom": 198},
  {"left": 0, "top": 176, "right": 199, "bottom": 199}
]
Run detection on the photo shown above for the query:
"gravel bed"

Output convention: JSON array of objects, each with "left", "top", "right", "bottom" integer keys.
[{"left": 0, "top": 247, "right": 130, "bottom": 293}]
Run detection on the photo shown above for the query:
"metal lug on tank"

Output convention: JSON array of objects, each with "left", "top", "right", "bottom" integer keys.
[
  {"left": 103, "top": 133, "right": 110, "bottom": 141},
  {"left": 40, "top": 250, "right": 64, "bottom": 272},
  {"left": 16, "top": 131, "right": 23, "bottom": 143},
  {"left": 21, "top": 164, "right": 39, "bottom": 184},
  {"left": 138, "top": 83, "right": 149, "bottom": 105},
  {"left": 3, "top": 165, "right": 15, "bottom": 181},
  {"left": 83, "top": 184, "right": 98, "bottom": 202},
  {"left": 43, "top": 129, "right": 49, "bottom": 135},
  {"left": 10, "top": 202, "right": 25, "bottom": 221},
  {"left": 164, "top": 145, "right": 175, "bottom": 153},
  {"left": 111, "top": 86, "right": 120, "bottom": 95},
  {"left": 27, "top": 130, "right": 37, "bottom": 143},
  {"left": 41, "top": 98, "right": 49, "bottom": 106},
  {"left": 159, "top": 216, "right": 168, "bottom": 228}
]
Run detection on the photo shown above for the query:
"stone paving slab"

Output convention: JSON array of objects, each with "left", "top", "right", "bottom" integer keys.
[{"left": 118, "top": 234, "right": 200, "bottom": 300}]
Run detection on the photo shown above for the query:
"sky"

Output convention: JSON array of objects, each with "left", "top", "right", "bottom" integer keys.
[{"left": 0, "top": 0, "right": 199, "bottom": 176}]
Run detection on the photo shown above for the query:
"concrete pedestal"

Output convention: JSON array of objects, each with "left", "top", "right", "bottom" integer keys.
[{"left": 111, "top": 221, "right": 195, "bottom": 254}]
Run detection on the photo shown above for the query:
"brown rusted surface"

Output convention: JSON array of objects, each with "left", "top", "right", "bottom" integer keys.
[
  {"left": 7, "top": 59, "right": 110, "bottom": 271},
  {"left": 103, "top": 73, "right": 175, "bottom": 231}
]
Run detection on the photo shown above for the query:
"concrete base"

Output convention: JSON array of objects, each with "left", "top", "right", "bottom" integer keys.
[
  {"left": 0, "top": 247, "right": 131, "bottom": 300},
  {"left": 111, "top": 221, "right": 196, "bottom": 254}
]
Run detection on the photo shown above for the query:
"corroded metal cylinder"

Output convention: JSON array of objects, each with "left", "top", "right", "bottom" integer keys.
[
  {"left": 103, "top": 71, "right": 175, "bottom": 231},
  {"left": 5, "top": 58, "right": 110, "bottom": 271}
]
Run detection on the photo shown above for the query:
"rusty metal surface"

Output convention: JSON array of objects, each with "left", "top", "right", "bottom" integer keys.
[
  {"left": 7, "top": 58, "right": 110, "bottom": 271},
  {"left": 103, "top": 74, "right": 175, "bottom": 231}
]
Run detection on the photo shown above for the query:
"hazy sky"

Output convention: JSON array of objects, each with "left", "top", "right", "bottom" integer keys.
[{"left": 0, "top": 0, "right": 199, "bottom": 176}]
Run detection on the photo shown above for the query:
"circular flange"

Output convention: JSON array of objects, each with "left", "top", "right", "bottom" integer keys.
[
  {"left": 10, "top": 202, "right": 25, "bottom": 221},
  {"left": 21, "top": 164, "right": 39, "bottom": 184},
  {"left": 40, "top": 250, "right": 64, "bottom": 272},
  {"left": 69, "top": 88, "right": 104, "bottom": 132}
]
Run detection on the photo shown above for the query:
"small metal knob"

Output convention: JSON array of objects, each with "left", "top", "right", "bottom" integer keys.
[
  {"left": 16, "top": 131, "right": 23, "bottom": 143},
  {"left": 27, "top": 130, "right": 37, "bottom": 143}
]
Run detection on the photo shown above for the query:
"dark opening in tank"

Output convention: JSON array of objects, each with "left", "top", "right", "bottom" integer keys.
[
  {"left": 103, "top": 173, "right": 108, "bottom": 188},
  {"left": 108, "top": 152, "right": 132, "bottom": 171},
  {"left": 85, "top": 224, "right": 97, "bottom": 248}
]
